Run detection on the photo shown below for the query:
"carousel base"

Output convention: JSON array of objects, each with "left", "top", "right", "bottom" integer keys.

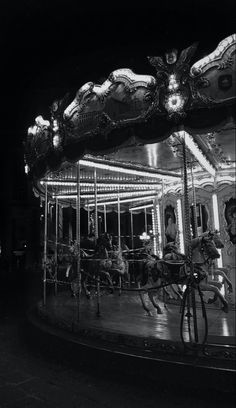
[{"left": 26, "top": 290, "right": 236, "bottom": 393}]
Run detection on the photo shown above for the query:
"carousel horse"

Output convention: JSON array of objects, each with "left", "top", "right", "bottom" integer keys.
[
  {"left": 204, "top": 231, "right": 233, "bottom": 296},
  {"left": 109, "top": 246, "right": 130, "bottom": 287},
  {"left": 192, "top": 231, "right": 232, "bottom": 307},
  {"left": 137, "top": 234, "right": 229, "bottom": 316},
  {"left": 66, "top": 233, "right": 114, "bottom": 298},
  {"left": 162, "top": 243, "right": 186, "bottom": 301}
]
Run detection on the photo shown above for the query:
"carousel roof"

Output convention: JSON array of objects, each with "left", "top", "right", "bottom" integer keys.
[{"left": 25, "top": 34, "right": 236, "bottom": 210}]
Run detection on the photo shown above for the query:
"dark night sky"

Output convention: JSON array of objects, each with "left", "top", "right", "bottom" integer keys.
[{"left": 0, "top": 0, "right": 235, "bottom": 163}]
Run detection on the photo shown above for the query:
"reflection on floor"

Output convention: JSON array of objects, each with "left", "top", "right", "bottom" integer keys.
[{"left": 37, "top": 290, "right": 235, "bottom": 348}]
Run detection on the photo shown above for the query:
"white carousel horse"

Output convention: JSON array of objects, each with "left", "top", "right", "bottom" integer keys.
[
  {"left": 109, "top": 245, "right": 130, "bottom": 286},
  {"left": 137, "top": 234, "right": 229, "bottom": 316},
  {"left": 191, "top": 232, "right": 231, "bottom": 311},
  {"left": 204, "top": 231, "right": 233, "bottom": 295}
]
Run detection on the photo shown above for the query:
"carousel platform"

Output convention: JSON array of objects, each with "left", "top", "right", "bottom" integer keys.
[{"left": 25, "top": 289, "right": 236, "bottom": 393}]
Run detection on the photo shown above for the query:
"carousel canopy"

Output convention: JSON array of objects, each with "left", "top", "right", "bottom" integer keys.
[{"left": 25, "top": 34, "right": 236, "bottom": 210}]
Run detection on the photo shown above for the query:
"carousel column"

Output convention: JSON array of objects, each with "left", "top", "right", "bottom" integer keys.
[
  {"left": 161, "top": 179, "right": 165, "bottom": 250},
  {"left": 191, "top": 160, "right": 198, "bottom": 238},
  {"left": 55, "top": 197, "right": 58, "bottom": 296},
  {"left": 117, "top": 188, "right": 121, "bottom": 250},
  {"left": 130, "top": 210, "right": 134, "bottom": 251},
  {"left": 212, "top": 178, "right": 223, "bottom": 268},
  {"left": 104, "top": 204, "right": 107, "bottom": 233},
  {"left": 87, "top": 200, "right": 90, "bottom": 235},
  {"left": 176, "top": 197, "right": 185, "bottom": 254},
  {"left": 43, "top": 184, "right": 48, "bottom": 306},
  {"left": 144, "top": 208, "right": 147, "bottom": 234},
  {"left": 94, "top": 169, "right": 98, "bottom": 242},
  {"left": 117, "top": 188, "right": 122, "bottom": 295},
  {"left": 94, "top": 168, "right": 100, "bottom": 316},
  {"left": 151, "top": 199, "right": 160, "bottom": 256},
  {"left": 76, "top": 163, "right": 81, "bottom": 321},
  {"left": 182, "top": 134, "right": 200, "bottom": 344}
]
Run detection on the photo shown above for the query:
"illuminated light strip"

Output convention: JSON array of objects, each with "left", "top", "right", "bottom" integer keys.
[
  {"left": 177, "top": 198, "right": 185, "bottom": 254},
  {"left": 87, "top": 195, "right": 156, "bottom": 208},
  {"left": 176, "top": 131, "right": 216, "bottom": 176},
  {"left": 41, "top": 180, "right": 160, "bottom": 189},
  {"left": 212, "top": 194, "right": 220, "bottom": 231},
  {"left": 156, "top": 204, "right": 163, "bottom": 258},
  {"left": 129, "top": 204, "right": 153, "bottom": 211},
  {"left": 53, "top": 190, "right": 157, "bottom": 201},
  {"left": 79, "top": 159, "right": 181, "bottom": 180},
  {"left": 212, "top": 193, "right": 223, "bottom": 267},
  {"left": 151, "top": 209, "right": 157, "bottom": 256}
]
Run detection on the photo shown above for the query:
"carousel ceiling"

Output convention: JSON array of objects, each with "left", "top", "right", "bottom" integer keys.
[{"left": 25, "top": 34, "right": 236, "bottom": 210}]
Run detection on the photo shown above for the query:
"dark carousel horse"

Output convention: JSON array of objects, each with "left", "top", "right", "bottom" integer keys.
[
  {"left": 66, "top": 233, "right": 114, "bottom": 298},
  {"left": 67, "top": 233, "right": 131, "bottom": 298},
  {"left": 136, "top": 233, "right": 229, "bottom": 316}
]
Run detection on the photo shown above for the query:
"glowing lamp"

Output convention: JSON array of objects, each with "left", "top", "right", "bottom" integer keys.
[{"left": 140, "top": 232, "right": 150, "bottom": 241}]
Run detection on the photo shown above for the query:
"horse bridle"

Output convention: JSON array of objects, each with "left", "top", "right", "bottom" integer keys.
[{"left": 199, "top": 237, "right": 212, "bottom": 266}]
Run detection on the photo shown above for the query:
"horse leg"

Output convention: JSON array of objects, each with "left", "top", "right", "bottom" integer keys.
[
  {"left": 100, "top": 270, "right": 114, "bottom": 293},
  {"left": 148, "top": 289, "right": 163, "bottom": 314},
  {"left": 214, "top": 269, "right": 233, "bottom": 293},
  {"left": 199, "top": 282, "right": 229, "bottom": 313},
  {"left": 170, "top": 284, "right": 183, "bottom": 300},
  {"left": 82, "top": 272, "right": 91, "bottom": 299},
  {"left": 138, "top": 282, "right": 152, "bottom": 316},
  {"left": 164, "top": 285, "right": 177, "bottom": 300}
]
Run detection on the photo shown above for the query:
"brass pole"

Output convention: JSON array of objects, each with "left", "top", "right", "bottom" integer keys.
[
  {"left": 55, "top": 197, "right": 58, "bottom": 296},
  {"left": 94, "top": 168, "right": 100, "bottom": 315},
  {"left": 76, "top": 163, "right": 81, "bottom": 321},
  {"left": 191, "top": 160, "right": 198, "bottom": 238},
  {"left": 94, "top": 168, "right": 98, "bottom": 243},
  {"left": 43, "top": 184, "right": 48, "bottom": 306},
  {"left": 104, "top": 204, "right": 107, "bottom": 233},
  {"left": 130, "top": 210, "right": 134, "bottom": 250},
  {"left": 144, "top": 208, "right": 147, "bottom": 234},
  {"left": 117, "top": 188, "right": 121, "bottom": 250},
  {"left": 87, "top": 200, "right": 90, "bottom": 235},
  {"left": 161, "top": 179, "right": 165, "bottom": 250},
  {"left": 117, "top": 188, "right": 122, "bottom": 295}
]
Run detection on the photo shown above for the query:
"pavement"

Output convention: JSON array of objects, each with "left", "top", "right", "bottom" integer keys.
[{"left": 0, "top": 272, "right": 235, "bottom": 407}]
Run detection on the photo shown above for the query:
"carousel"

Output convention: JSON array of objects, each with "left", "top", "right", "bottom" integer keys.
[{"left": 24, "top": 34, "right": 236, "bottom": 385}]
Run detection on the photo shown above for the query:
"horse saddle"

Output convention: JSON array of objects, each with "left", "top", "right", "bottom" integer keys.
[{"left": 160, "top": 260, "right": 187, "bottom": 281}]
